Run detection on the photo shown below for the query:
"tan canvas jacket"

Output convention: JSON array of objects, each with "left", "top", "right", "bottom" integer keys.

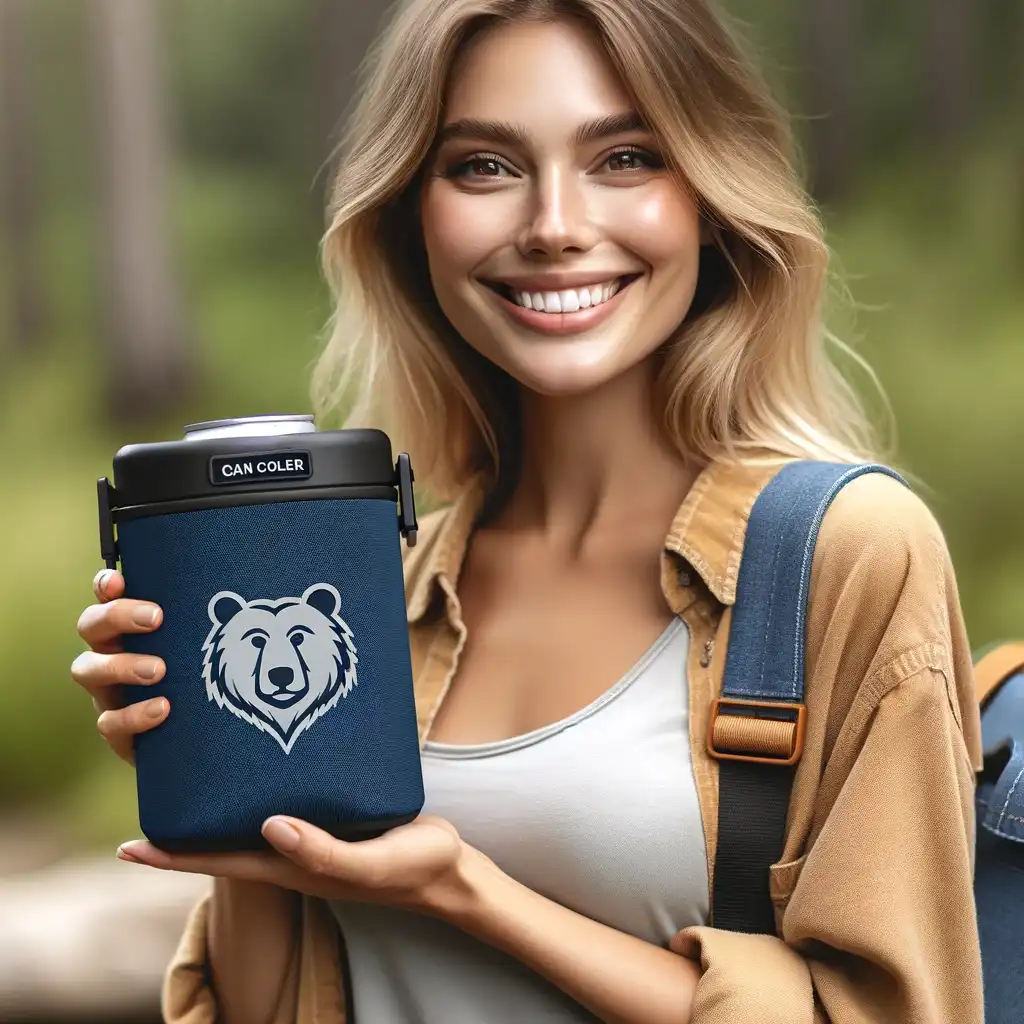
[{"left": 162, "top": 458, "right": 985, "bottom": 1024}]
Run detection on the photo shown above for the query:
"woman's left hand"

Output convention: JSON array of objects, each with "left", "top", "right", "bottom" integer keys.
[{"left": 117, "top": 814, "right": 478, "bottom": 917}]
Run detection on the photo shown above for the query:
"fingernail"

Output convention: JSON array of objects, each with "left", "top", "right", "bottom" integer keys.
[
  {"left": 145, "top": 698, "right": 167, "bottom": 719},
  {"left": 136, "top": 658, "right": 160, "bottom": 680},
  {"left": 117, "top": 843, "right": 144, "bottom": 863},
  {"left": 95, "top": 569, "right": 114, "bottom": 596},
  {"left": 262, "top": 817, "right": 301, "bottom": 851},
  {"left": 133, "top": 606, "right": 159, "bottom": 627}
]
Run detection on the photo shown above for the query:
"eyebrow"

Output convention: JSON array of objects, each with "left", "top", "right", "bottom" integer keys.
[{"left": 436, "top": 109, "right": 650, "bottom": 149}]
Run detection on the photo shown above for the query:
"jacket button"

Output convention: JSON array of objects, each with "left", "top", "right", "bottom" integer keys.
[{"left": 699, "top": 638, "right": 715, "bottom": 667}]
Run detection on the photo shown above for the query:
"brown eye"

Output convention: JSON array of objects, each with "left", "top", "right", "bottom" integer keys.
[
  {"left": 603, "top": 148, "right": 660, "bottom": 173},
  {"left": 608, "top": 153, "right": 639, "bottom": 171},
  {"left": 447, "top": 153, "right": 513, "bottom": 181},
  {"left": 470, "top": 158, "right": 503, "bottom": 177}
]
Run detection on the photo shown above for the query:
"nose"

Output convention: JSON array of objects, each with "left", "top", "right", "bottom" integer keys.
[
  {"left": 517, "top": 165, "right": 599, "bottom": 259},
  {"left": 268, "top": 666, "right": 294, "bottom": 689}
]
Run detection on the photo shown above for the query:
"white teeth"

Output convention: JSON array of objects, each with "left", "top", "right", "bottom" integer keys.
[{"left": 509, "top": 278, "right": 625, "bottom": 313}]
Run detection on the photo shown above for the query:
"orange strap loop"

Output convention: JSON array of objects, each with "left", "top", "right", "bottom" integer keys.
[{"left": 975, "top": 643, "right": 1024, "bottom": 707}]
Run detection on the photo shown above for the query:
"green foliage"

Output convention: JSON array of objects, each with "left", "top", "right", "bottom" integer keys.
[
  {"left": 828, "top": 146, "right": 1024, "bottom": 644},
  {"left": 0, "top": 166, "right": 327, "bottom": 837},
  {"left": 170, "top": 0, "right": 323, "bottom": 176}
]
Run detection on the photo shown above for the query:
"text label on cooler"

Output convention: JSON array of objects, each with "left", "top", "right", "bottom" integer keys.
[{"left": 209, "top": 450, "right": 313, "bottom": 486}]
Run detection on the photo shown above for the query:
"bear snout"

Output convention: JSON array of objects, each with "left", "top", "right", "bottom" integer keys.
[
  {"left": 268, "top": 666, "right": 295, "bottom": 689},
  {"left": 259, "top": 661, "right": 309, "bottom": 709}
]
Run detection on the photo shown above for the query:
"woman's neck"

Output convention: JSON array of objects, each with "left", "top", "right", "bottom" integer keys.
[{"left": 495, "top": 358, "right": 700, "bottom": 556}]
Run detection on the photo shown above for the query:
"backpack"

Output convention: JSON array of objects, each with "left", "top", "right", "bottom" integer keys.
[
  {"left": 709, "top": 460, "right": 1023, "bottom": 1023},
  {"left": 973, "top": 641, "right": 1024, "bottom": 1018}
]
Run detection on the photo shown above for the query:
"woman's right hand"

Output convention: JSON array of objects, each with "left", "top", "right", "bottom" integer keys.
[{"left": 72, "top": 568, "right": 168, "bottom": 765}]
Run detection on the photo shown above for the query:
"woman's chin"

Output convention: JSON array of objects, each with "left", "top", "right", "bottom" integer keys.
[
  {"left": 510, "top": 358, "right": 631, "bottom": 398},
  {"left": 452, "top": 309, "right": 661, "bottom": 398}
]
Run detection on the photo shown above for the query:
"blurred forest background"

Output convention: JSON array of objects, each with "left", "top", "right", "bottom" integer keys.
[{"left": 0, "top": 0, "right": 1022, "bottom": 1019}]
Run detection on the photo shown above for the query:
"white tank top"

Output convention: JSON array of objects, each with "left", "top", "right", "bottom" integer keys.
[{"left": 329, "top": 618, "right": 709, "bottom": 1022}]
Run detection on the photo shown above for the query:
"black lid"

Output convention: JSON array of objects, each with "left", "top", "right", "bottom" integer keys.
[{"left": 109, "top": 417, "right": 397, "bottom": 508}]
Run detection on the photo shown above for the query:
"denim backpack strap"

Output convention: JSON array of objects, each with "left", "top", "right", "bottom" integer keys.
[
  {"left": 709, "top": 461, "right": 907, "bottom": 934},
  {"left": 973, "top": 654, "right": 1024, "bottom": 1021}
]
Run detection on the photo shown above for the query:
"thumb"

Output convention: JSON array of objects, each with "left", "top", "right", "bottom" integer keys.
[{"left": 261, "top": 816, "right": 360, "bottom": 881}]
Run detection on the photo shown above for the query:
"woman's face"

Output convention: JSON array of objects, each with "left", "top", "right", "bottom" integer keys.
[{"left": 419, "top": 17, "right": 703, "bottom": 397}]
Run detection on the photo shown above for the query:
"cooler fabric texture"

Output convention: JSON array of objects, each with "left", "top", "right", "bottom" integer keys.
[{"left": 117, "top": 498, "right": 424, "bottom": 849}]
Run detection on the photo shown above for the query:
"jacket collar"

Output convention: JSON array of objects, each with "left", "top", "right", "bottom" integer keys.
[
  {"left": 406, "top": 457, "right": 783, "bottom": 623},
  {"left": 406, "top": 476, "right": 488, "bottom": 623}
]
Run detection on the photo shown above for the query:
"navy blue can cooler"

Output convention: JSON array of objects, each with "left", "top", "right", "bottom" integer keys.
[{"left": 96, "top": 415, "right": 425, "bottom": 852}]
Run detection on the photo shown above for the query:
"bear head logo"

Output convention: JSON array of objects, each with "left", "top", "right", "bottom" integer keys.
[{"left": 201, "top": 583, "right": 357, "bottom": 754}]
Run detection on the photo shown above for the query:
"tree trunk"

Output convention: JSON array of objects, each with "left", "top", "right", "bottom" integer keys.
[
  {"left": 91, "top": 0, "right": 190, "bottom": 422},
  {"left": 1018, "top": 0, "right": 1024, "bottom": 261},
  {"left": 803, "top": 0, "right": 858, "bottom": 203},
  {"left": 923, "top": 0, "right": 973, "bottom": 145},
  {"left": 313, "top": 0, "right": 389, "bottom": 210},
  {"left": 0, "top": 0, "right": 45, "bottom": 353}
]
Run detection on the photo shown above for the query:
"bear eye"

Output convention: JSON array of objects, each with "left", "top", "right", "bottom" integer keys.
[
  {"left": 290, "top": 632, "right": 305, "bottom": 648},
  {"left": 250, "top": 635, "right": 267, "bottom": 650}
]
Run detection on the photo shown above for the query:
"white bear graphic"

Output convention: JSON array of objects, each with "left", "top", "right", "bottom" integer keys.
[{"left": 201, "top": 583, "right": 358, "bottom": 754}]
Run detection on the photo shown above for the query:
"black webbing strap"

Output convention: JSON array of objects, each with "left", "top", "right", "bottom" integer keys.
[{"left": 712, "top": 761, "right": 795, "bottom": 932}]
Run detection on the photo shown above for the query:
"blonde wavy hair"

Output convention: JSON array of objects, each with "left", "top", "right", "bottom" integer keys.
[{"left": 313, "top": 0, "right": 888, "bottom": 502}]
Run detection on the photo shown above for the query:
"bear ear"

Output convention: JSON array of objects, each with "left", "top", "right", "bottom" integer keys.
[
  {"left": 208, "top": 591, "right": 245, "bottom": 626},
  {"left": 303, "top": 584, "right": 340, "bottom": 619}
]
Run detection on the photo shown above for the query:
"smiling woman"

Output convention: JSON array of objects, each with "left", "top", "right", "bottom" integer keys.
[
  {"left": 315, "top": 0, "right": 875, "bottom": 501},
  {"left": 69, "top": 1, "right": 983, "bottom": 1023}
]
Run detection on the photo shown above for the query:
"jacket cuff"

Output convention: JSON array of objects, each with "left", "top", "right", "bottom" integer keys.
[{"left": 671, "top": 926, "right": 815, "bottom": 1024}]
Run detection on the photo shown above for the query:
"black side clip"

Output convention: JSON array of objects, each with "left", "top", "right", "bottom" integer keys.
[
  {"left": 97, "top": 477, "right": 120, "bottom": 570},
  {"left": 395, "top": 453, "right": 418, "bottom": 548}
]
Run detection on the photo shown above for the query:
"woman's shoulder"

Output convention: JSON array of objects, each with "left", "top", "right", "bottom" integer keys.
[
  {"left": 808, "top": 467, "right": 964, "bottom": 692},
  {"left": 815, "top": 468, "right": 950, "bottom": 578},
  {"left": 719, "top": 457, "right": 952, "bottom": 606}
]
